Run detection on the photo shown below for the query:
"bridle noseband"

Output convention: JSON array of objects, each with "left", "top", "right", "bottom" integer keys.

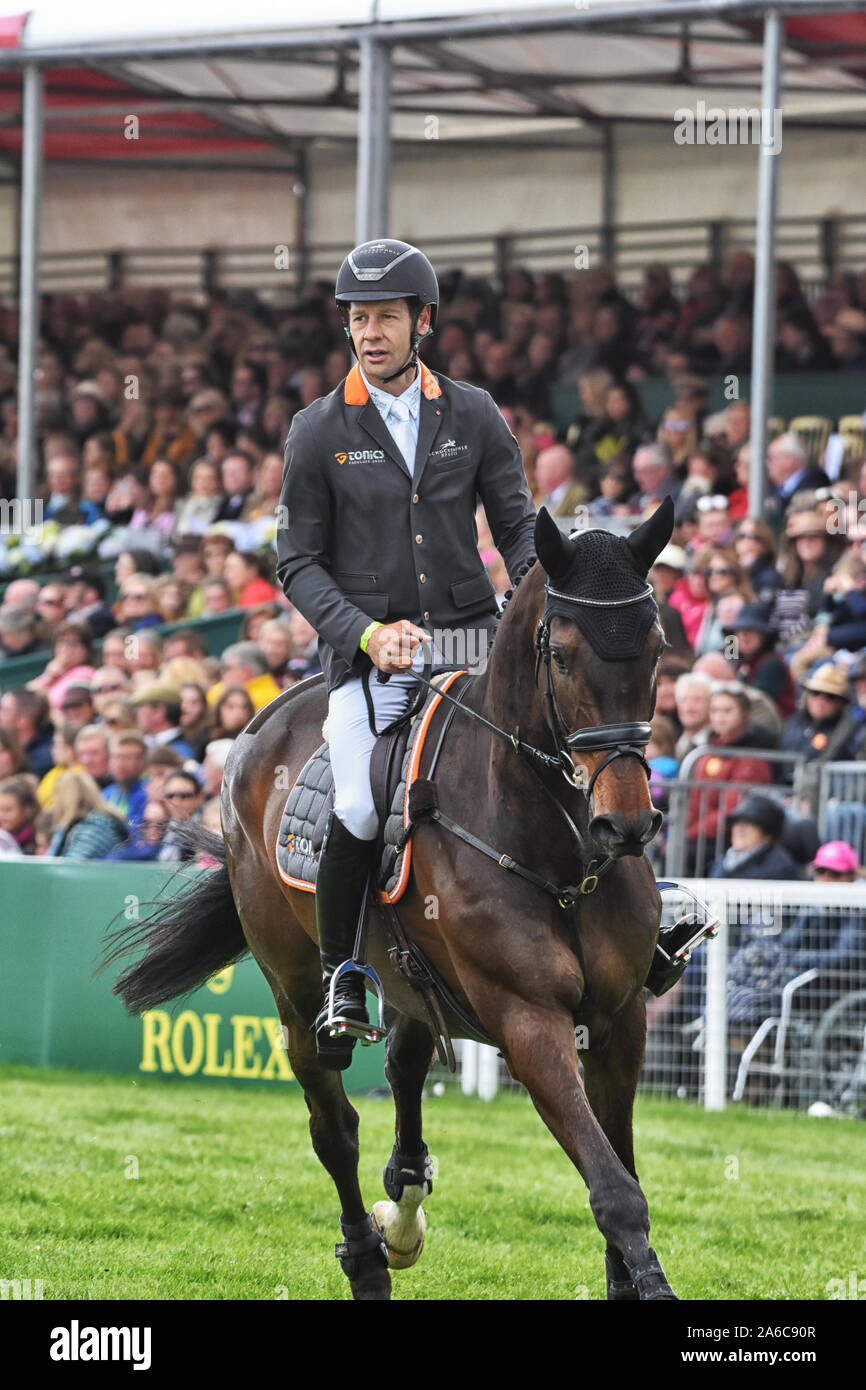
[{"left": 535, "top": 580, "right": 655, "bottom": 793}]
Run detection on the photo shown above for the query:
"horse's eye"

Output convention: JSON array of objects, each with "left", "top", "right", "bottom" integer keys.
[{"left": 552, "top": 649, "right": 569, "bottom": 673}]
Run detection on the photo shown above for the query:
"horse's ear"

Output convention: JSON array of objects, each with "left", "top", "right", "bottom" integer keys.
[
  {"left": 626, "top": 497, "right": 675, "bottom": 575},
  {"left": 534, "top": 507, "right": 573, "bottom": 580}
]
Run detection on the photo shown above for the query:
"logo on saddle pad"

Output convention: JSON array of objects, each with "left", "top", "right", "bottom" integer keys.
[{"left": 334, "top": 449, "right": 386, "bottom": 465}]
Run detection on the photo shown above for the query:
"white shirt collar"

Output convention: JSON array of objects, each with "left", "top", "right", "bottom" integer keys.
[{"left": 360, "top": 364, "right": 421, "bottom": 419}]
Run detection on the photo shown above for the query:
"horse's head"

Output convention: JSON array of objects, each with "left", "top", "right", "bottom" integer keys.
[{"left": 533, "top": 501, "right": 674, "bottom": 860}]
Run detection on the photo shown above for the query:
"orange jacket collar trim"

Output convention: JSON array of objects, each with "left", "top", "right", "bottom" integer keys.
[{"left": 343, "top": 360, "right": 442, "bottom": 406}]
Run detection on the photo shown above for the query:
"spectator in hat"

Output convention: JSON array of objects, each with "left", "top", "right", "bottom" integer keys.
[
  {"left": 780, "top": 662, "right": 858, "bottom": 763},
  {"left": 64, "top": 568, "right": 115, "bottom": 640},
  {"left": 769, "top": 508, "right": 844, "bottom": 656},
  {"left": 725, "top": 603, "right": 795, "bottom": 717},
  {"left": 709, "top": 793, "right": 802, "bottom": 880},
  {"left": 647, "top": 544, "right": 692, "bottom": 656},
  {"left": 132, "top": 681, "right": 196, "bottom": 759}
]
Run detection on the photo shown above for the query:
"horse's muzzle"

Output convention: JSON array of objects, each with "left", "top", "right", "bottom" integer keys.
[{"left": 589, "top": 809, "right": 663, "bottom": 860}]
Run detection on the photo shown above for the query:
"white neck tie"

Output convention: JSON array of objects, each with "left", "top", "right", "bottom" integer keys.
[{"left": 388, "top": 399, "right": 415, "bottom": 474}]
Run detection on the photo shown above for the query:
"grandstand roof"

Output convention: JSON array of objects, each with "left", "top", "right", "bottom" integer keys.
[{"left": 0, "top": 1, "right": 865, "bottom": 167}]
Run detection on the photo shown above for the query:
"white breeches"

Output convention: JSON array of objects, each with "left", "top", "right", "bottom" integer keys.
[{"left": 328, "top": 670, "right": 418, "bottom": 840}]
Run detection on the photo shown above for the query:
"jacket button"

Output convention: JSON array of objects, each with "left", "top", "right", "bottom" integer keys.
[
  {"left": 423, "top": 611, "right": 430, "bottom": 621},
  {"left": 412, "top": 493, "right": 419, "bottom": 503},
  {"left": 415, "top": 534, "right": 423, "bottom": 544},
  {"left": 419, "top": 573, "right": 427, "bottom": 583}
]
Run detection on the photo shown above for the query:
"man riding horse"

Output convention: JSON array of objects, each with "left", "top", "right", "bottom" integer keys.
[{"left": 275, "top": 239, "right": 537, "bottom": 1067}]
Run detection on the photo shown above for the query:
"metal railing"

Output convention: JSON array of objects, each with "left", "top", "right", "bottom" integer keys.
[
  {"left": 455, "top": 880, "right": 866, "bottom": 1119},
  {"left": 662, "top": 746, "right": 808, "bottom": 878},
  {"left": 2, "top": 212, "right": 864, "bottom": 302}
]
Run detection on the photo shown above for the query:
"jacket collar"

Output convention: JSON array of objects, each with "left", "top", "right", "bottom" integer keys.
[{"left": 344, "top": 360, "right": 442, "bottom": 405}]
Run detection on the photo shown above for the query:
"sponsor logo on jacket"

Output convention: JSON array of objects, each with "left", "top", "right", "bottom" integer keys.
[
  {"left": 429, "top": 439, "right": 470, "bottom": 461},
  {"left": 334, "top": 449, "right": 386, "bottom": 465}
]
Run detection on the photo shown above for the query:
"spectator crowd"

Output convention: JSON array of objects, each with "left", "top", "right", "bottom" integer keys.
[{"left": 1, "top": 251, "right": 865, "bottom": 888}]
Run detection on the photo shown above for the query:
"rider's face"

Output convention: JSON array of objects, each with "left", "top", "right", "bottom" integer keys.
[{"left": 348, "top": 299, "right": 430, "bottom": 385}]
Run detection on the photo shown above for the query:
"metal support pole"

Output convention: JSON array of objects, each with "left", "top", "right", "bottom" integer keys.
[
  {"left": 703, "top": 884, "right": 729, "bottom": 1112},
  {"left": 293, "top": 144, "right": 311, "bottom": 297},
  {"left": 747, "top": 9, "right": 783, "bottom": 520},
  {"left": 16, "top": 63, "right": 44, "bottom": 504},
  {"left": 600, "top": 124, "right": 617, "bottom": 268},
  {"left": 355, "top": 37, "right": 391, "bottom": 244}
]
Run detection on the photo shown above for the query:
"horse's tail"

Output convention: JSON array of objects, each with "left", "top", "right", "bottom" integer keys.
[{"left": 102, "top": 826, "right": 248, "bottom": 1015}]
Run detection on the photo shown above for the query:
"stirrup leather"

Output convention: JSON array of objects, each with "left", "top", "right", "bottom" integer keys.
[{"left": 326, "top": 960, "right": 387, "bottom": 1045}]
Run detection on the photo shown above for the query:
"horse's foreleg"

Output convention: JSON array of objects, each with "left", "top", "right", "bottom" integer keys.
[
  {"left": 500, "top": 1005, "right": 675, "bottom": 1301},
  {"left": 581, "top": 994, "right": 675, "bottom": 1300},
  {"left": 373, "top": 1014, "right": 436, "bottom": 1270},
  {"left": 281, "top": 1000, "right": 391, "bottom": 1301}
]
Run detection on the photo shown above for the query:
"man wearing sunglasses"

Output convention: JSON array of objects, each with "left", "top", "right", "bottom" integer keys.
[{"left": 158, "top": 769, "right": 205, "bottom": 863}]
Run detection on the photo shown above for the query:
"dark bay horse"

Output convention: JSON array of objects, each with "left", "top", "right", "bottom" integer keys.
[{"left": 109, "top": 499, "right": 678, "bottom": 1301}]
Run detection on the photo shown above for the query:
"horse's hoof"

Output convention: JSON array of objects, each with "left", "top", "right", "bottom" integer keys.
[
  {"left": 351, "top": 1262, "right": 392, "bottom": 1300},
  {"left": 371, "top": 1192, "right": 427, "bottom": 1269}
]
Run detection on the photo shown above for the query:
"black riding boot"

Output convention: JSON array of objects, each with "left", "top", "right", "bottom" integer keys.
[{"left": 314, "top": 812, "right": 378, "bottom": 1070}]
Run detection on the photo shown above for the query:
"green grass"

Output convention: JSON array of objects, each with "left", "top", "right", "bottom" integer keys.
[{"left": 0, "top": 1062, "right": 863, "bottom": 1301}]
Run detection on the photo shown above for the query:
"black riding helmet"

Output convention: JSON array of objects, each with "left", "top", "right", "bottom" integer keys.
[{"left": 335, "top": 239, "right": 439, "bottom": 383}]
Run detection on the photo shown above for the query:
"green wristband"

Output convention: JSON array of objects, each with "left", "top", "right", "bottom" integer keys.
[{"left": 359, "top": 620, "right": 383, "bottom": 654}]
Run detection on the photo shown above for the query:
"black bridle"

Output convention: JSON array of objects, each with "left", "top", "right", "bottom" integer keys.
[{"left": 535, "top": 580, "right": 656, "bottom": 794}]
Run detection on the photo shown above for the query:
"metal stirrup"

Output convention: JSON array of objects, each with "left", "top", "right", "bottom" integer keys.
[{"left": 326, "top": 961, "right": 387, "bottom": 1045}]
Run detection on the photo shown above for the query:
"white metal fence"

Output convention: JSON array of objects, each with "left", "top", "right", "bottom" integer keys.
[{"left": 444, "top": 881, "right": 866, "bottom": 1120}]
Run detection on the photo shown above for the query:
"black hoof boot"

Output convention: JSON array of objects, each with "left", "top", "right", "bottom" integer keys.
[
  {"left": 335, "top": 1213, "right": 390, "bottom": 1300},
  {"left": 629, "top": 1248, "right": 678, "bottom": 1301},
  {"left": 606, "top": 1246, "right": 639, "bottom": 1301}
]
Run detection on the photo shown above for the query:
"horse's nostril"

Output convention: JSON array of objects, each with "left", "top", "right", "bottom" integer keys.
[{"left": 590, "top": 811, "right": 659, "bottom": 857}]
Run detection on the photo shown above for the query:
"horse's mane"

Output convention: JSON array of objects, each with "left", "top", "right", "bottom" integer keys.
[{"left": 491, "top": 552, "right": 537, "bottom": 646}]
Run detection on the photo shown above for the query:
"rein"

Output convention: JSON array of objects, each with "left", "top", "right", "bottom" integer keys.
[{"left": 387, "top": 575, "right": 656, "bottom": 906}]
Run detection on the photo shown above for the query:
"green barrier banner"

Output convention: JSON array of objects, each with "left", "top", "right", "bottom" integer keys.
[{"left": 0, "top": 861, "right": 386, "bottom": 1094}]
